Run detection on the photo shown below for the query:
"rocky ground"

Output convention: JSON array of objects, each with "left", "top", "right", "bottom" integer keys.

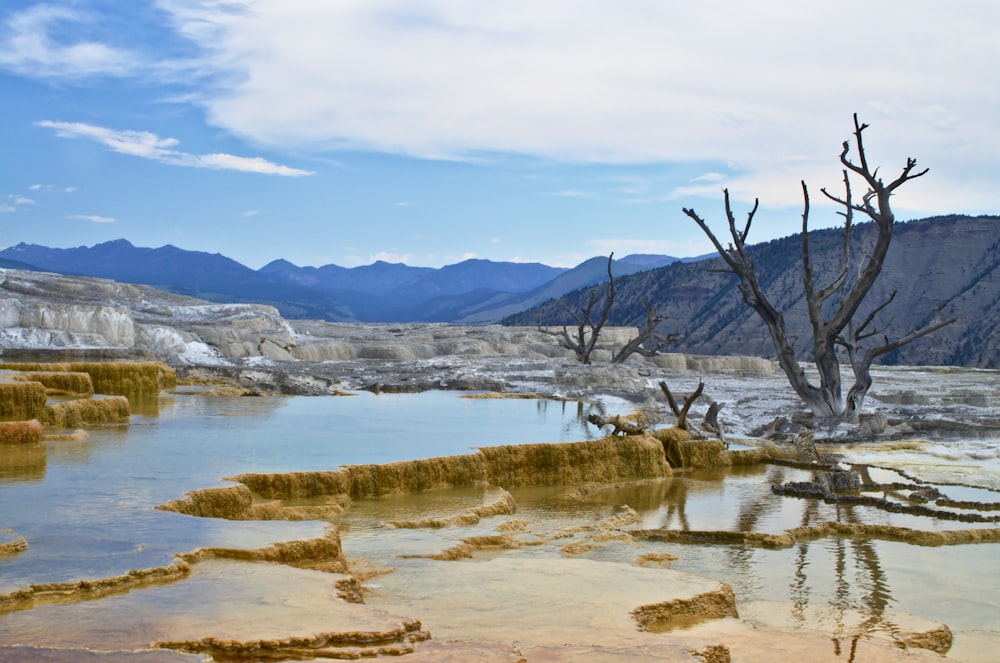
[{"left": 5, "top": 266, "right": 1000, "bottom": 443}]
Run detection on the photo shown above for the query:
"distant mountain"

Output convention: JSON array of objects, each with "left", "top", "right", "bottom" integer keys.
[
  {"left": 505, "top": 215, "right": 1000, "bottom": 368},
  {"left": 618, "top": 254, "right": 680, "bottom": 269},
  {"left": 1, "top": 240, "right": 355, "bottom": 321},
  {"left": 0, "top": 256, "right": 40, "bottom": 271},
  {"left": 452, "top": 255, "right": 650, "bottom": 324},
  {"left": 258, "top": 259, "right": 434, "bottom": 297},
  {"left": 0, "top": 239, "right": 606, "bottom": 323}
]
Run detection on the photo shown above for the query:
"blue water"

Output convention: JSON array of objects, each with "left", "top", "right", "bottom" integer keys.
[
  {"left": 2, "top": 389, "right": 999, "bottom": 658},
  {"left": 0, "top": 391, "right": 596, "bottom": 591}
]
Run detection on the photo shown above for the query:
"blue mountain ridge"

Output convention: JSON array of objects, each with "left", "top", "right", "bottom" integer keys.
[{"left": 0, "top": 239, "right": 674, "bottom": 323}]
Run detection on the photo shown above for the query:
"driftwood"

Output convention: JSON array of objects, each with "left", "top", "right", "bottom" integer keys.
[
  {"left": 702, "top": 401, "right": 726, "bottom": 444},
  {"left": 588, "top": 380, "right": 725, "bottom": 446},
  {"left": 658, "top": 381, "right": 703, "bottom": 430},
  {"left": 585, "top": 413, "right": 646, "bottom": 436}
]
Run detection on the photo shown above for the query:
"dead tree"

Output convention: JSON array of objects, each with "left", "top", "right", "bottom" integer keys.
[
  {"left": 540, "top": 253, "right": 616, "bottom": 364},
  {"left": 682, "top": 115, "right": 954, "bottom": 423},
  {"left": 659, "top": 380, "right": 704, "bottom": 430},
  {"left": 610, "top": 299, "right": 682, "bottom": 364},
  {"left": 541, "top": 254, "right": 679, "bottom": 365}
]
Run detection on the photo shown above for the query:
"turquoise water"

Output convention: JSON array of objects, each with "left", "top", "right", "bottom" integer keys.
[
  {"left": 1, "top": 389, "right": 999, "bottom": 659},
  {"left": 0, "top": 391, "right": 596, "bottom": 591}
]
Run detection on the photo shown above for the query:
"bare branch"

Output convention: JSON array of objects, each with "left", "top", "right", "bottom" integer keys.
[
  {"left": 864, "top": 317, "right": 957, "bottom": 362},
  {"left": 659, "top": 381, "right": 681, "bottom": 418},
  {"left": 676, "top": 382, "right": 704, "bottom": 430}
]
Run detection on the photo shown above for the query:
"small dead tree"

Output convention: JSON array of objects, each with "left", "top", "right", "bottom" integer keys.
[
  {"left": 682, "top": 115, "right": 954, "bottom": 423},
  {"left": 610, "top": 299, "right": 682, "bottom": 364},
  {"left": 658, "top": 380, "right": 704, "bottom": 431},
  {"left": 541, "top": 254, "right": 679, "bottom": 364},
  {"left": 540, "top": 253, "right": 616, "bottom": 364}
]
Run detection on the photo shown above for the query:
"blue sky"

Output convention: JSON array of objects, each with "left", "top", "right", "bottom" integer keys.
[{"left": 1, "top": 2, "right": 998, "bottom": 270}]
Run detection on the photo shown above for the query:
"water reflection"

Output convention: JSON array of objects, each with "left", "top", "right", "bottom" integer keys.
[
  {"left": 0, "top": 442, "right": 45, "bottom": 483},
  {"left": 0, "top": 389, "right": 997, "bottom": 660}
]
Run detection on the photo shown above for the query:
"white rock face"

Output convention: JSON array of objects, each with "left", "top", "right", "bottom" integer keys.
[
  {"left": 0, "top": 269, "right": 776, "bottom": 389},
  {"left": 0, "top": 299, "right": 135, "bottom": 347}
]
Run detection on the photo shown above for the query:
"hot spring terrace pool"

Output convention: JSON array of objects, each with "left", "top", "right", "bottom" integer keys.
[{"left": 1, "top": 389, "right": 999, "bottom": 661}]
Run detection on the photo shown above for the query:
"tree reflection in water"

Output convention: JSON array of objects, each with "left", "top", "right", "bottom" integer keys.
[{"left": 653, "top": 460, "right": 957, "bottom": 659}]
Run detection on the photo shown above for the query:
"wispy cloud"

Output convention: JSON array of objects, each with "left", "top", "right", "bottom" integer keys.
[
  {"left": 68, "top": 214, "right": 116, "bottom": 224},
  {"left": 2, "top": 193, "right": 37, "bottom": 213},
  {"left": 0, "top": 5, "right": 139, "bottom": 78},
  {"left": 369, "top": 251, "right": 414, "bottom": 264},
  {"left": 144, "top": 2, "right": 999, "bottom": 212},
  {"left": 241, "top": 209, "right": 260, "bottom": 217},
  {"left": 587, "top": 238, "right": 714, "bottom": 257},
  {"left": 27, "top": 183, "right": 76, "bottom": 194},
  {"left": 36, "top": 121, "right": 313, "bottom": 176}
]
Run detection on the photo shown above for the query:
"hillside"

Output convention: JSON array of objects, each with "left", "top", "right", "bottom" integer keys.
[
  {"left": 1, "top": 241, "right": 574, "bottom": 323},
  {"left": 505, "top": 215, "right": 1000, "bottom": 368}
]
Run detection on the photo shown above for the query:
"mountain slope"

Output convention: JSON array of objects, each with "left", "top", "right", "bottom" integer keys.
[
  {"left": 454, "top": 255, "right": 651, "bottom": 323},
  {"left": 2, "top": 240, "right": 356, "bottom": 321},
  {"left": 505, "top": 215, "right": 1000, "bottom": 368},
  {"left": 1, "top": 240, "right": 577, "bottom": 323}
]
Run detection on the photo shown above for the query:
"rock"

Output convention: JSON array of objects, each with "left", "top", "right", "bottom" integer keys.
[{"left": 816, "top": 470, "right": 862, "bottom": 493}]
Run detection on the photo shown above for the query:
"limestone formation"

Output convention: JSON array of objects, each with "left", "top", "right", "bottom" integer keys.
[
  {"left": 178, "top": 528, "right": 348, "bottom": 574},
  {"left": 0, "top": 530, "right": 27, "bottom": 557},
  {"left": 0, "top": 299, "right": 135, "bottom": 347},
  {"left": 42, "top": 396, "right": 131, "bottom": 429},
  {"left": 0, "top": 562, "right": 192, "bottom": 612},
  {"left": 386, "top": 490, "right": 517, "bottom": 529},
  {"left": 0, "top": 420, "right": 43, "bottom": 445},
  {"left": 0, "top": 380, "right": 47, "bottom": 421},
  {"left": 11, "top": 371, "right": 93, "bottom": 396},
  {"left": 631, "top": 584, "right": 739, "bottom": 632},
  {"left": 3, "top": 361, "right": 175, "bottom": 396},
  {"left": 477, "top": 435, "right": 669, "bottom": 488},
  {"left": 631, "top": 522, "right": 1000, "bottom": 549}
]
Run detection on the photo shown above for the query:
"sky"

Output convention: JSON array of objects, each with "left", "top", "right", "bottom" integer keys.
[{"left": 1, "top": 2, "right": 998, "bottom": 270}]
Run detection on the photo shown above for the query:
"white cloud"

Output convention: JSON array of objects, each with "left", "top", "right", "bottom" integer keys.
[
  {"left": 25, "top": 183, "right": 74, "bottom": 194},
  {"left": 0, "top": 5, "right": 139, "bottom": 78},
  {"left": 0, "top": 204, "right": 15, "bottom": 213},
  {"left": 149, "top": 1, "right": 999, "bottom": 211},
  {"left": 394, "top": 201, "right": 418, "bottom": 207},
  {"left": 198, "top": 153, "right": 312, "bottom": 176},
  {"left": 241, "top": 209, "right": 260, "bottom": 217},
  {"left": 587, "top": 238, "right": 714, "bottom": 257},
  {"left": 369, "top": 250, "right": 413, "bottom": 264},
  {"left": 36, "top": 121, "right": 313, "bottom": 176},
  {"left": 12, "top": 196, "right": 35, "bottom": 205},
  {"left": 68, "top": 214, "right": 116, "bottom": 223}
]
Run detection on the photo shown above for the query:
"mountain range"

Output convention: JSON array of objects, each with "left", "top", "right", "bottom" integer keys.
[
  {"left": 506, "top": 214, "right": 1000, "bottom": 368},
  {"left": 0, "top": 239, "right": 674, "bottom": 323},
  {"left": 5, "top": 214, "right": 999, "bottom": 368}
]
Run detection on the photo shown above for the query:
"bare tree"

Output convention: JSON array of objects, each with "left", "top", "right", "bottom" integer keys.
[
  {"left": 540, "top": 253, "right": 616, "bottom": 364},
  {"left": 682, "top": 115, "right": 954, "bottom": 423},
  {"left": 541, "top": 254, "right": 680, "bottom": 365},
  {"left": 610, "top": 299, "right": 682, "bottom": 364}
]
